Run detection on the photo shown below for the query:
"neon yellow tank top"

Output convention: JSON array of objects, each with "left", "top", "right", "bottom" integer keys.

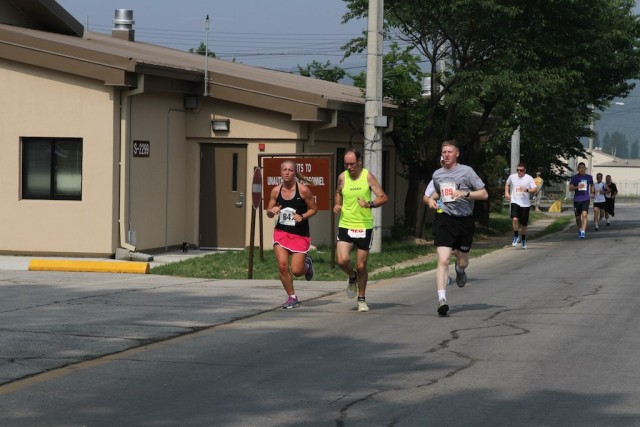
[{"left": 339, "top": 169, "right": 373, "bottom": 229}]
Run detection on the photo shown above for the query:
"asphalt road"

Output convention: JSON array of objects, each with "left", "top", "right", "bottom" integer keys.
[{"left": 1, "top": 205, "right": 639, "bottom": 426}]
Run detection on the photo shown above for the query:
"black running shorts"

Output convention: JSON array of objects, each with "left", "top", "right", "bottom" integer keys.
[
  {"left": 433, "top": 213, "right": 475, "bottom": 253},
  {"left": 337, "top": 227, "right": 373, "bottom": 251},
  {"left": 510, "top": 203, "right": 531, "bottom": 227}
]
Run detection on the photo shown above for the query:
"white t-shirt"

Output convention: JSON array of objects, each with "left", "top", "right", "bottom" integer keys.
[
  {"left": 506, "top": 173, "right": 536, "bottom": 208},
  {"left": 424, "top": 180, "right": 435, "bottom": 197},
  {"left": 594, "top": 181, "right": 606, "bottom": 203}
]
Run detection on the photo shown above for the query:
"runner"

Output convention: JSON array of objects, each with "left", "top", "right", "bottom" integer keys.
[
  {"left": 592, "top": 173, "right": 607, "bottom": 231},
  {"left": 504, "top": 163, "right": 537, "bottom": 249},
  {"left": 425, "top": 140, "right": 488, "bottom": 316},
  {"left": 333, "top": 149, "right": 388, "bottom": 312},
  {"left": 424, "top": 156, "right": 453, "bottom": 286},
  {"left": 604, "top": 174, "right": 618, "bottom": 226},
  {"left": 266, "top": 160, "right": 317, "bottom": 309},
  {"left": 569, "top": 162, "right": 594, "bottom": 239}
]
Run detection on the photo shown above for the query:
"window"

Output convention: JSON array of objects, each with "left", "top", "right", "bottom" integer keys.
[{"left": 22, "top": 137, "right": 83, "bottom": 200}]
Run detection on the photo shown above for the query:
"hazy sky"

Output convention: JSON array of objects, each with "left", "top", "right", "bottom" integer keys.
[
  {"left": 56, "top": 0, "right": 368, "bottom": 73},
  {"left": 54, "top": 0, "right": 640, "bottom": 139}
]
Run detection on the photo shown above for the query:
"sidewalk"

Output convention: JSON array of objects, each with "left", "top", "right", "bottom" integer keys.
[{"left": 0, "top": 249, "right": 218, "bottom": 272}]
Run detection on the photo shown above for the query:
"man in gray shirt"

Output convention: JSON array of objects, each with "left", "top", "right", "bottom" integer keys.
[{"left": 425, "top": 140, "right": 488, "bottom": 316}]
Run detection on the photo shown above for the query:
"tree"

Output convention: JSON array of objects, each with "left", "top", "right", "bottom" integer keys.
[
  {"left": 631, "top": 139, "right": 639, "bottom": 158},
  {"left": 601, "top": 132, "right": 613, "bottom": 155},
  {"left": 189, "top": 42, "right": 216, "bottom": 58},
  {"left": 297, "top": 60, "right": 346, "bottom": 83},
  {"left": 342, "top": 0, "right": 640, "bottom": 230},
  {"left": 611, "top": 131, "right": 629, "bottom": 157}
]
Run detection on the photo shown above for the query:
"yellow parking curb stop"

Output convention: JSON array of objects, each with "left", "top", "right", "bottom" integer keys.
[{"left": 28, "top": 259, "right": 150, "bottom": 274}]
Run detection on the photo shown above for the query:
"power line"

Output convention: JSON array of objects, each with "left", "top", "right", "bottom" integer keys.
[{"left": 84, "top": 21, "right": 412, "bottom": 64}]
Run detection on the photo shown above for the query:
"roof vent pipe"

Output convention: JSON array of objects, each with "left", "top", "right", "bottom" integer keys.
[{"left": 112, "top": 9, "right": 135, "bottom": 41}]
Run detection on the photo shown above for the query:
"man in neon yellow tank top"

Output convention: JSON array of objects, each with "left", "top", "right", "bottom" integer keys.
[{"left": 333, "top": 149, "right": 388, "bottom": 312}]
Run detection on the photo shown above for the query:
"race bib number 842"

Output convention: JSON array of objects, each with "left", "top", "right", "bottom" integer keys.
[{"left": 278, "top": 207, "right": 296, "bottom": 226}]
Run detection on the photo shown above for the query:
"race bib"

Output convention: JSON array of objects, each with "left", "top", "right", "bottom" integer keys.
[
  {"left": 278, "top": 207, "right": 296, "bottom": 226},
  {"left": 515, "top": 186, "right": 526, "bottom": 194},
  {"left": 347, "top": 229, "right": 366, "bottom": 239},
  {"left": 440, "top": 182, "right": 456, "bottom": 203},
  {"left": 578, "top": 180, "right": 587, "bottom": 191}
]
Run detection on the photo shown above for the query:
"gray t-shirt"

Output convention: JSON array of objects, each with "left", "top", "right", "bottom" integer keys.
[{"left": 433, "top": 163, "right": 486, "bottom": 217}]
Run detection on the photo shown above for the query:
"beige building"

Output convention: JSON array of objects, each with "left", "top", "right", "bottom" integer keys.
[
  {"left": 575, "top": 150, "right": 640, "bottom": 196},
  {"left": 0, "top": 0, "right": 404, "bottom": 256}
]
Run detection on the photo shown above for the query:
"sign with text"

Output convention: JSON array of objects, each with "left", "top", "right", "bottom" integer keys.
[
  {"left": 132, "top": 140, "right": 150, "bottom": 157},
  {"left": 262, "top": 157, "right": 331, "bottom": 211}
]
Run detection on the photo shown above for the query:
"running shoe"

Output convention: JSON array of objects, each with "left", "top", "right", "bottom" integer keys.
[
  {"left": 447, "top": 276, "right": 454, "bottom": 286},
  {"left": 522, "top": 241, "right": 527, "bottom": 250},
  {"left": 579, "top": 230, "right": 586, "bottom": 239},
  {"left": 437, "top": 299, "right": 449, "bottom": 316},
  {"left": 455, "top": 263, "right": 467, "bottom": 287},
  {"left": 512, "top": 236, "right": 519, "bottom": 247},
  {"left": 357, "top": 299, "right": 370, "bottom": 312},
  {"left": 595, "top": 225, "right": 599, "bottom": 231},
  {"left": 281, "top": 295, "right": 299, "bottom": 309},
  {"left": 606, "top": 221, "right": 611, "bottom": 226},
  {"left": 304, "top": 255, "right": 314, "bottom": 281},
  {"left": 347, "top": 273, "right": 358, "bottom": 299}
]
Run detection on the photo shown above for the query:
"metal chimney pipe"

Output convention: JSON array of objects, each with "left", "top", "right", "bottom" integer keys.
[{"left": 112, "top": 9, "right": 135, "bottom": 41}]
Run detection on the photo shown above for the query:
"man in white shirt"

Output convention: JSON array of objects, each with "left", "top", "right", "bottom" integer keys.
[
  {"left": 504, "top": 163, "right": 538, "bottom": 249},
  {"left": 592, "top": 172, "right": 607, "bottom": 231}
]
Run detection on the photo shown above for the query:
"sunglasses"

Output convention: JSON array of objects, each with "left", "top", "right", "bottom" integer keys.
[{"left": 517, "top": 169, "right": 525, "bottom": 172}]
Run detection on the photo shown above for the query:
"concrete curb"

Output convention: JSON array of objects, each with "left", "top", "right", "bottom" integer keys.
[{"left": 28, "top": 259, "right": 150, "bottom": 274}]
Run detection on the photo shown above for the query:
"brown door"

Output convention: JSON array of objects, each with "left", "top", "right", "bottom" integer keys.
[{"left": 199, "top": 144, "right": 247, "bottom": 249}]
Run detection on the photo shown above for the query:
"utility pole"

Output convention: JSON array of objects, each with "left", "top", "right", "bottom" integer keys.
[
  {"left": 364, "top": 0, "right": 384, "bottom": 252},
  {"left": 510, "top": 126, "right": 520, "bottom": 174},
  {"left": 587, "top": 104, "right": 595, "bottom": 174}
]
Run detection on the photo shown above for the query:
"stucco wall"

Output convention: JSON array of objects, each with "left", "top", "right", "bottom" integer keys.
[
  {"left": 0, "top": 60, "right": 406, "bottom": 255},
  {"left": 125, "top": 92, "right": 192, "bottom": 251},
  {"left": 0, "top": 60, "right": 118, "bottom": 255}
]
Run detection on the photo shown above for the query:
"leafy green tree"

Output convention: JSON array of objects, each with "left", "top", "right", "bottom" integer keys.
[
  {"left": 601, "top": 132, "right": 613, "bottom": 155},
  {"left": 611, "top": 131, "right": 629, "bottom": 158},
  {"left": 297, "top": 60, "right": 346, "bottom": 83},
  {"left": 189, "top": 42, "right": 216, "bottom": 58},
  {"left": 342, "top": 0, "right": 640, "bottom": 229}
]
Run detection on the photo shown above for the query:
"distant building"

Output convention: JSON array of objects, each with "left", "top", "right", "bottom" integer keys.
[{"left": 574, "top": 150, "right": 640, "bottom": 196}]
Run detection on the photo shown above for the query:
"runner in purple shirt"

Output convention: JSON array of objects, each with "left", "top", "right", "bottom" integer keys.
[{"left": 569, "top": 162, "right": 595, "bottom": 239}]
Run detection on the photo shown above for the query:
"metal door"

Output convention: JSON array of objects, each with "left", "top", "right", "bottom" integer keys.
[{"left": 199, "top": 144, "right": 247, "bottom": 249}]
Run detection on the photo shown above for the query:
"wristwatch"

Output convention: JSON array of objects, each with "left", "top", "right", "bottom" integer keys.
[
  {"left": 465, "top": 191, "right": 470, "bottom": 198},
  {"left": 369, "top": 200, "right": 374, "bottom": 208}
]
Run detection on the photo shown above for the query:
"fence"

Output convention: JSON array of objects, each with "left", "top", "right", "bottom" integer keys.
[{"left": 618, "top": 180, "right": 640, "bottom": 197}]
